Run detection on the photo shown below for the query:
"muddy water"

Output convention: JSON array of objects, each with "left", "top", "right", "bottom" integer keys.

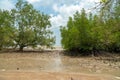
[{"left": 0, "top": 51, "right": 120, "bottom": 77}]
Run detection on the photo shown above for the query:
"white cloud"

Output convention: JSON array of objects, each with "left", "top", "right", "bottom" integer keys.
[
  {"left": 50, "top": 14, "right": 66, "bottom": 29},
  {"left": 50, "top": 3, "right": 84, "bottom": 29},
  {"left": 50, "top": 0, "right": 100, "bottom": 29},
  {"left": 0, "top": 0, "right": 14, "bottom": 10},
  {"left": 53, "top": 4, "right": 83, "bottom": 17},
  {"left": 89, "top": 0, "right": 100, "bottom": 2},
  {"left": 26, "top": 0, "right": 41, "bottom": 3}
]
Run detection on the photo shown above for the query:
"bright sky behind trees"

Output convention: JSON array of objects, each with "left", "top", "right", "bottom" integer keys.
[{"left": 0, "top": 0, "right": 100, "bottom": 46}]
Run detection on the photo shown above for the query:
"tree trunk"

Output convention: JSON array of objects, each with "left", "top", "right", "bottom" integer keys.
[
  {"left": 0, "top": 45, "right": 3, "bottom": 51},
  {"left": 19, "top": 45, "right": 24, "bottom": 51}
]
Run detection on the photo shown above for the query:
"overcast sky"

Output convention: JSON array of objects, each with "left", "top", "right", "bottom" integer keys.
[{"left": 0, "top": 0, "right": 100, "bottom": 46}]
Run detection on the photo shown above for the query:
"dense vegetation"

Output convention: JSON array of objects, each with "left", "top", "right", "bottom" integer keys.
[
  {"left": 0, "top": 0, "right": 119, "bottom": 53},
  {"left": 60, "top": 0, "right": 120, "bottom": 54},
  {"left": 0, "top": 10, "right": 15, "bottom": 50},
  {"left": 0, "top": 0, "right": 55, "bottom": 51}
]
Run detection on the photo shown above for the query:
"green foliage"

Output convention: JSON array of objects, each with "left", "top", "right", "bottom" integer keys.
[
  {"left": 60, "top": 7, "right": 120, "bottom": 53},
  {"left": 0, "top": 10, "right": 15, "bottom": 50},
  {"left": 11, "top": 0, "right": 55, "bottom": 51},
  {"left": 61, "top": 9, "right": 93, "bottom": 52},
  {"left": 0, "top": 0, "right": 55, "bottom": 51}
]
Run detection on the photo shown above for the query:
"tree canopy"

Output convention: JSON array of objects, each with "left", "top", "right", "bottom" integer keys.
[
  {"left": 0, "top": 0, "right": 55, "bottom": 51},
  {"left": 0, "top": 10, "right": 15, "bottom": 50},
  {"left": 60, "top": 3, "right": 120, "bottom": 54}
]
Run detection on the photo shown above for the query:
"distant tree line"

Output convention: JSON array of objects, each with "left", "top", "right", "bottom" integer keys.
[
  {"left": 60, "top": 0, "right": 120, "bottom": 54},
  {"left": 0, "top": 0, "right": 55, "bottom": 51}
]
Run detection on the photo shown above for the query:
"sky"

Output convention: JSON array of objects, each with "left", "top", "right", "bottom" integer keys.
[{"left": 0, "top": 0, "right": 100, "bottom": 46}]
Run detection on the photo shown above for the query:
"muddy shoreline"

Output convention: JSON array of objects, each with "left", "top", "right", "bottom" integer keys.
[{"left": 0, "top": 51, "right": 120, "bottom": 80}]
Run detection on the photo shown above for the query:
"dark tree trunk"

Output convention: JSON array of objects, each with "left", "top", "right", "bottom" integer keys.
[
  {"left": 19, "top": 45, "right": 24, "bottom": 51},
  {"left": 0, "top": 44, "right": 3, "bottom": 50}
]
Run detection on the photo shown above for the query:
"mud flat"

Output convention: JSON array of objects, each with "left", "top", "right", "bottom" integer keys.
[
  {"left": 0, "top": 51, "right": 120, "bottom": 80},
  {"left": 0, "top": 72, "right": 118, "bottom": 80}
]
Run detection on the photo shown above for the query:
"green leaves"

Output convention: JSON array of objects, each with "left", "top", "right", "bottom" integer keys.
[
  {"left": 60, "top": 6, "right": 120, "bottom": 53},
  {"left": 0, "top": 10, "right": 15, "bottom": 50},
  {"left": 12, "top": 0, "right": 54, "bottom": 51},
  {"left": 0, "top": 0, "right": 55, "bottom": 51},
  {"left": 61, "top": 9, "right": 90, "bottom": 51}
]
